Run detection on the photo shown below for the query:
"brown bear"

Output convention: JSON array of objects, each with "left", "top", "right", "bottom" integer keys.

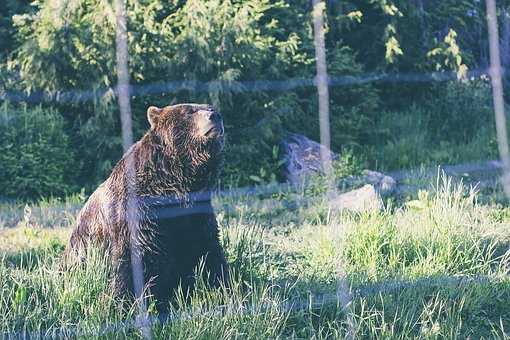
[{"left": 65, "top": 103, "right": 228, "bottom": 312}]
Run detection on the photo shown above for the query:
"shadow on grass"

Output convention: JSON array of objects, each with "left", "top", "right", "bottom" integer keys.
[
  {"left": 282, "top": 274, "right": 510, "bottom": 338},
  {"left": 1, "top": 242, "right": 65, "bottom": 270}
]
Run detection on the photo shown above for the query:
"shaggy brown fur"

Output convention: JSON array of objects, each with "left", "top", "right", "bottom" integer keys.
[{"left": 64, "top": 103, "right": 228, "bottom": 311}]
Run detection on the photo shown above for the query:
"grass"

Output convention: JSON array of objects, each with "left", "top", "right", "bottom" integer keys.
[
  {"left": 368, "top": 105, "right": 498, "bottom": 172},
  {"left": 0, "top": 175, "right": 509, "bottom": 338}
]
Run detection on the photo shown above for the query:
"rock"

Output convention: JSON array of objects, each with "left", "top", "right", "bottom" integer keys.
[
  {"left": 331, "top": 184, "right": 383, "bottom": 213},
  {"left": 340, "top": 171, "right": 396, "bottom": 197},
  {"left": 280, "top": 133, "right": 397, "bottom": 194},
  {"left": 280, "top": 133, "right": 337, "bottom": 186},
  {"left": 360, "top": 170, "right": 397, "bottom": 197}
]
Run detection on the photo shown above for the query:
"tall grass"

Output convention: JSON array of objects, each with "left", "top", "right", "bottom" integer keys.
[
  {"left": 0, "top": 247, "right": 130, "bottom": 337},
  {"left": 153, "top": 266, "right": 289, "bottom": 339},
  {"left": 0, "top": 174, "right": 509, "bottom": 338}
]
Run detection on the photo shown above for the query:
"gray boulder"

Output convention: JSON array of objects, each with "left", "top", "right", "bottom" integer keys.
[
  {"left": 280, "top": 133, "right": 337, "bottom": 186},
  {"left": 343, "top": 170, "right": 397, "bottom": 197},
  {"left": 330, "top": 184, "right": 383, "bottom": 213},
  {"left": 280, "top": 133, "right": 396, "bottom": 192},
  {"left": 332, "top": 172, "right": 396, "bottom": 213},
  {"left": 280, "top": 133, "right": 397, "bottom": 213}
]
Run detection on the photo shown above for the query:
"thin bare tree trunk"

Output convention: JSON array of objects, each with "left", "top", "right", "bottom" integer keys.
[
  {"left": 486, "top": 0, "right": 510, "bottom": 199},
  {"left": 115, "top": 0, "right": 152, "bottom": 338},
  {"left": 312, "top": 1, "right": 354, "bottom": 338}
]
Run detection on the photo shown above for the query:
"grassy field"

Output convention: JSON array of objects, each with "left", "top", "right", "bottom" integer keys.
[{"left": 1, "top": 175, "right": 509, "bottom": 338}]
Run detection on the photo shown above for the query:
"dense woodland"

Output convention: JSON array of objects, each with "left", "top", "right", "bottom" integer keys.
[{"left": 0, "top": 0, "right": 506, "bottom": 200}]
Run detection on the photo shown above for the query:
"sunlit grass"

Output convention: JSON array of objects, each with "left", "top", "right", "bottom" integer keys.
[{"left": 0, "top": 175, "right": 509, "bottom": 338}]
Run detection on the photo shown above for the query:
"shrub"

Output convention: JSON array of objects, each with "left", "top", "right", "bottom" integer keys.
[
  {"left": 0, "top": 103, "right": 76, "bottom": 200},
  {"left": 425, "top": 78, "right": 493, "bottom": 143},
  {"left": 371, "top": 85, "right": 497, "bottom": 171},
  {"left": 372, "top": 106, "right": 432, "bottom": 170},
  {"left": 7, "top": 0, "right": 380, "bottom": 190}
]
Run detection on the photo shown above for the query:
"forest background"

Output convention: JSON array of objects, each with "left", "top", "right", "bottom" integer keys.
[{"left": 0, "top": 0, "right": 504, "bottom": 200}]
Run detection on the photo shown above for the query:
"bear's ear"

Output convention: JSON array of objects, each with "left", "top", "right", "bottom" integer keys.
[{"left": 147, "top": 106, "right": 162, "bottom": 128}]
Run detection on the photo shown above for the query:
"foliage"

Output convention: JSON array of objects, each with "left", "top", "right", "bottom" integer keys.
[
  {"left": 4, "top": 0, "right": 384, "bottom": 190},
  {"left": 0, "top": 103, "right": 76, "bottom": 200},
  {"left": 371, "top": 82, "right": 498, "bottom": 171},
  {"left": 425, "top": 78, "right": 493, "bottom": 143},
  {"left": 0, "top": 0, "right": 32, "bottom": 61},
  {"left": 0, "top": 0, "right": 505, "bottom": 198},
  {"left": 303, "top": 150, "right": 367, "bottom": 197},
  {"left": 427, "top": 29, "right": 468, "bottom": 80}
]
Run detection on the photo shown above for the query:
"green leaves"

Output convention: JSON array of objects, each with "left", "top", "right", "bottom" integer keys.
[
  {"left": 370, "top": 0, "right": 403, "bottom": 17},
  {"left": 0, "top": 103, "right": 76, "bottom": 200},
  {"left": 346, "top": 11, "right": 363, "bottom": 23},
  {"left": 1, "top": 0, "right": 499, "bottom": 195},
  {"left": 427, "top": 29, "right": 468, "bottom": 80},
  {"left": 383, "top": 19, "right": 402, "bottom": 64}
]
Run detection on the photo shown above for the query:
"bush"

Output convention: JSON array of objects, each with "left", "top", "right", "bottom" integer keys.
[
  {"left": 370, "top": 78, "right": 497, "bottom": 171},
  {"left": 425, "top": 78, "right": 493, "bottom": 143},
  {"left": 0, "top": 103, "right": 76, "bottom": 200},
  {"left": 372, "top": 106, "right": 432, "bottom": 170},
  {"left": 7, "top": 0, "right": 380, "bottom": 190}
]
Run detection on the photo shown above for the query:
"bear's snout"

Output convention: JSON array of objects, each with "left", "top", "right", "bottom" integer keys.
[{"left": 196, "top": 109, "right": 224, "bottom": 138}]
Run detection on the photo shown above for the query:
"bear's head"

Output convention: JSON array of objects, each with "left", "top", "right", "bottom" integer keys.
[{"left": 146, "top": 103, "right": 224, "bottom": 170}]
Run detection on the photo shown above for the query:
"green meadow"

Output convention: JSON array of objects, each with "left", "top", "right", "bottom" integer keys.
[{"left": 1, "top": 175, "right": 509, "bottom": 339}]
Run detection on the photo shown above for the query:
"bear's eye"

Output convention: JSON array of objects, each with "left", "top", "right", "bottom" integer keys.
[{"left": 184, "top": 109, "right": 195, "bottom": 116}]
